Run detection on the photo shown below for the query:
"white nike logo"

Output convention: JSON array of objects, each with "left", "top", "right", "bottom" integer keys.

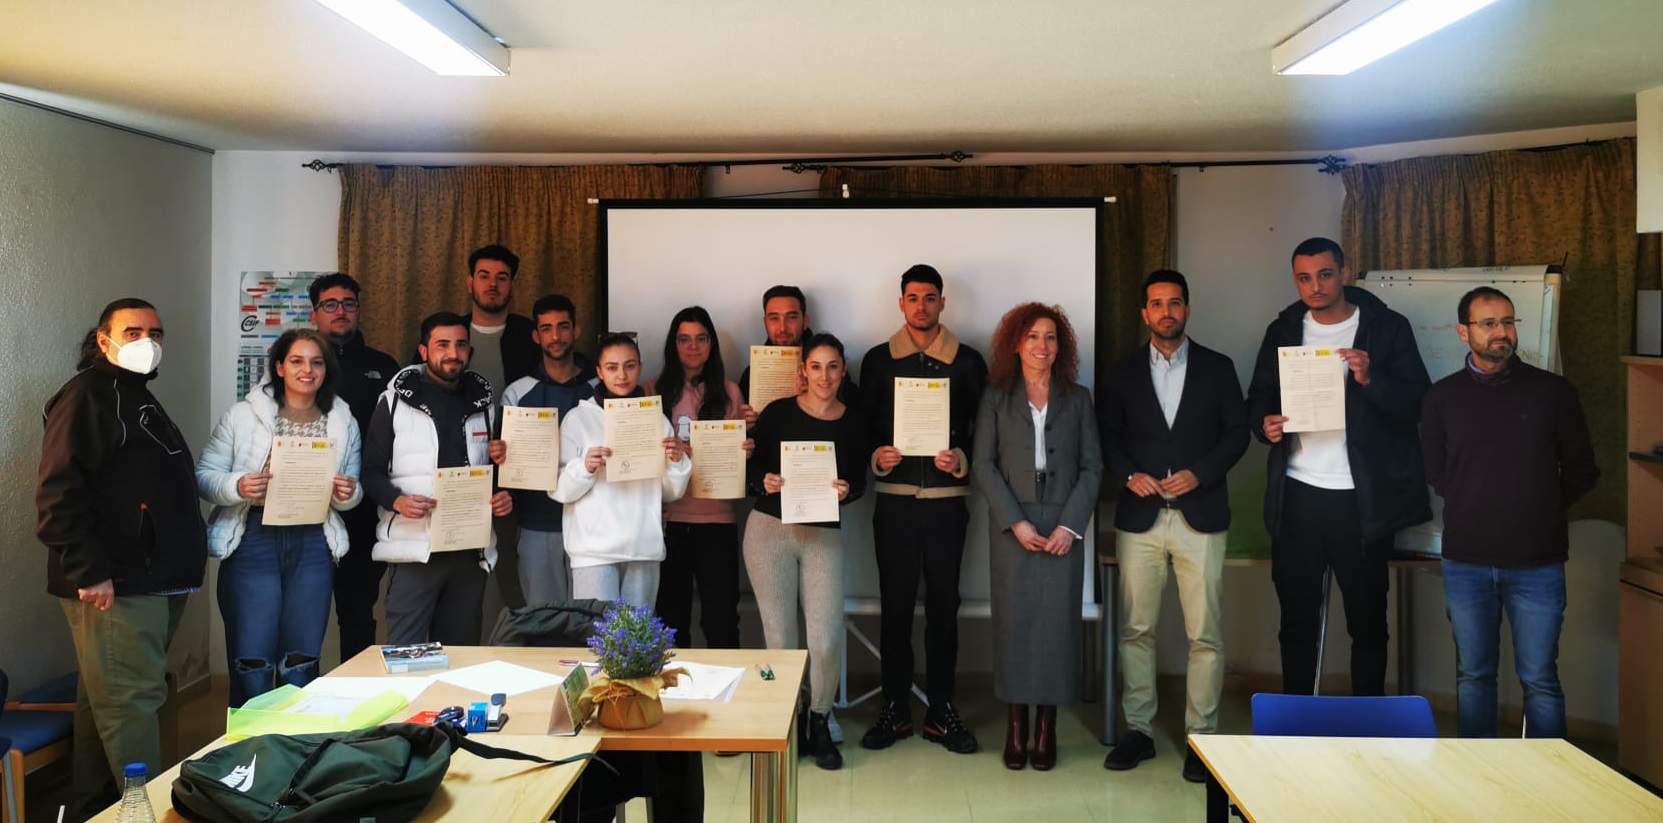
[{"left": 220, "top": 755, "right": 257, "bottom": 792}]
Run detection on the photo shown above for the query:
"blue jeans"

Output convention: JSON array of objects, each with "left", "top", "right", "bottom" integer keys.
[
  {"left": 1442, "top": 559, "right": 1566, "bottom": 738},
  {"left": 218, "top": 508, "right": 335, "bottom": 707}
]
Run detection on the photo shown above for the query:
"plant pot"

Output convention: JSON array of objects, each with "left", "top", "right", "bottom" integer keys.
[{"left": 595, "top": 689, "right": 664, "bottom": 730}]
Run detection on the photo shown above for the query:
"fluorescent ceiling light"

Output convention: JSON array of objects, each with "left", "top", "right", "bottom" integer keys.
[
  {"left": 1273, "top": 0, "right": 1504, "bottom": 75},
  {"left": 312, "top": 0, "right": 509, "bottom": 76}
]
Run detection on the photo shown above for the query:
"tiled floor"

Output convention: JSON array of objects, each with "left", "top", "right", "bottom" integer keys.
[{"left": 24, "top": 676, "right": 1627, "bottom": 823}]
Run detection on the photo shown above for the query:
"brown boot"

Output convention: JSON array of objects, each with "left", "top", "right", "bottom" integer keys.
[
  {"left": 1031, "top": 705, "right": 1057, "bottom": 771},
  {"left": 1003, "top": 703, "right": 1029, "bottom": 770}
]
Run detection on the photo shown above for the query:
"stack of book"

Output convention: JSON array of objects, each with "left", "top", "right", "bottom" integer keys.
[{"left": 380, "top": 642, "right": 450, "bottom": 673}]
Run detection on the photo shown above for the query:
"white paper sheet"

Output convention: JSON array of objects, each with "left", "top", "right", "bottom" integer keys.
[
  {"left": 432, "top": 660, "right": 566, "bottom": 696},
  {"left": 659, "top": 662, "right": 746, "bottom": 702},
  {"left": 301, "top": 677, "right": 436, "bottom": 702}
]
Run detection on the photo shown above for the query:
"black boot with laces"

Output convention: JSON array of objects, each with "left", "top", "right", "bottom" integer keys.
[
  {"left": 922, "top": 700, "right": 978, "bottom": 754},
  {"left": 806, "top": 711, "right": 844, "bottom": 770}
]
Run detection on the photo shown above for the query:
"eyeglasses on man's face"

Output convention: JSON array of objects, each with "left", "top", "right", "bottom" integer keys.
[
  {"left": 1463, "top": 318, "right": 1519, "bottom": 331},
  {"left": 317, "top": 299, "right": 360, "bottom": 314}
]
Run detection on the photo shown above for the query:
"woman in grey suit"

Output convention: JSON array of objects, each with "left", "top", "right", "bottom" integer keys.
[{"left": 972, "top": 302, "right": 1103, "bottom": 771}]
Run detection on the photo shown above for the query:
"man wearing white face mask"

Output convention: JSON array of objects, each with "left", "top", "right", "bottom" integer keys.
[{"left": 36, "top": 297, "right": 208, "bottom": 814}]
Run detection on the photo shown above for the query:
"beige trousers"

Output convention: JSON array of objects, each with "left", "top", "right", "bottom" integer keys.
[{"left": 1117, "top": 508, "right": 1226, "bottom": 735}]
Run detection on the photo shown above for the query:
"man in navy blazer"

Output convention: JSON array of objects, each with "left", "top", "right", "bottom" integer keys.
[{"left": 1098, "top": 270, "right": 1248, "bottom": 782}]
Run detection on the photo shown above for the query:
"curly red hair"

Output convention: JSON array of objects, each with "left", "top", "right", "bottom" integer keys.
[{"left": 987, "top": 302, "right": 1079, "bottom": 392}]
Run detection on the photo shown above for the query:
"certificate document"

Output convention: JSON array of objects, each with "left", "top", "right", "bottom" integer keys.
[
  {"left": 498, "top": 406, "right": 560, "bottom": 491},
  {"left": 430, "top": 466, "right": 493, "bottom": 552},
  {"left": 893, "top": 377, "right": 950, "bottom": 456},
  {"left": 263, "top": 437, "right": 336, "bottom": 526},
  {"left": 604, "top": 396, "right": 666, "bottom": 483},
  {"left": 748, "top": 345, "right": 802, "bottom": 413},
  {"left": 689, "top": 420, "right": 746, "bottom": 500},
  {"left": 780, "top": 441, "right": 839, "bottom": 525},
  {"left": 1277, "top": 346, "right": 1347, "bottom": 433}
]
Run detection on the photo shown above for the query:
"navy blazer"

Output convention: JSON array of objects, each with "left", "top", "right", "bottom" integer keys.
[{"left": 1099, "top": 339, "right": 1249, "bottom": 534}]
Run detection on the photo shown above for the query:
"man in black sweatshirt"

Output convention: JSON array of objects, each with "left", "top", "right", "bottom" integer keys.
[
  {"left": 36, "top": 298, "right": 207, "bottom": 810},
  {"left": 1420, "top": 286, "right": 1597, "bottom": 739},
  {"left": 310, "top": 273, "right": 400, "bottom": 662}
]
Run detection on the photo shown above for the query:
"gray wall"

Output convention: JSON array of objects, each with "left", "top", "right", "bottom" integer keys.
[{"left": 0, "top": 98, "right": 213, "bottom": 694}]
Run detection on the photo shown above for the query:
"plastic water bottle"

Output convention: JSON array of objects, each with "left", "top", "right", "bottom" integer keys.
[{"left": 115, "top": 762, "right": 156, "bottom": 823}]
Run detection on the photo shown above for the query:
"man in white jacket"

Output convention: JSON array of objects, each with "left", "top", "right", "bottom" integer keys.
[{"left": 362, "top": 312, "right": 513, "bottom": 645}]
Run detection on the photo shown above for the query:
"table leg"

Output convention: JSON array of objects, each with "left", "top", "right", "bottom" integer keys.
[
  {"left": 1205, "top": 764, "right": 1229, "bottom": 823},
  {"left": 750, "top": 713, "right": 798, "bottom": 823},
  {"left": 1101, "top": 562, "right": 1119, "bottom": 746}
]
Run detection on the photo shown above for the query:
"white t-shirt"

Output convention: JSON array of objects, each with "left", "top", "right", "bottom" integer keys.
[{"left": 1285, "top": 308, "right": 1359, "bottom": 490}]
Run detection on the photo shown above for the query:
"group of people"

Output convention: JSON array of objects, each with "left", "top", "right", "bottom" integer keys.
[{"left": 34, "top": 235, "right": 1598, "bottom": 814}]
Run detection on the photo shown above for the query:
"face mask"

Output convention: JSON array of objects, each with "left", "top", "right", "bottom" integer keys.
[{"left": 113, "top": 338, "right": 163, "bottom": 374}]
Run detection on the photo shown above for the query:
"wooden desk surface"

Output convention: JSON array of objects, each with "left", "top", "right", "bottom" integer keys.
[
  {"left": 333, "top": 646, "right": 809, "bottom": 753},
  {"left": 87, "top": 734, "right": 599, "bottom": 823},
  {"left": 1190, "top": 735, "right": 1663, "bottom": 822}
]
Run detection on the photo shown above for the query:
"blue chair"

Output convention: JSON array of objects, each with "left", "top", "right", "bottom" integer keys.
[
  {"left": 0, "top": 671, "right": 77, "bottom": 823},
  {"left": 1250, "top": 693, "right": 1437, "bottom": 738}
]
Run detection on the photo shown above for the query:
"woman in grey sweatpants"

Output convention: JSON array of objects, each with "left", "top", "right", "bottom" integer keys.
[{"left": 743, "top": 333, "right": 866, "bottom": 771}]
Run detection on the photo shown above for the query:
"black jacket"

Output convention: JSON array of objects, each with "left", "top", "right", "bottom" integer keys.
[
  {"left": 1245, "top": 286, "right": 1432, "bottom": 543},
  {"left": 330, "top": 331, "right": 401, "bottom": 433},
  {"left": 1100, "top": 340, "right": 1248, "bottom": 534},
  {"left": 36, "top": 360, "right": 207, "bottom": 598},
  {"left": 859, "top": 326, "right": 987, "bottom": 496}
]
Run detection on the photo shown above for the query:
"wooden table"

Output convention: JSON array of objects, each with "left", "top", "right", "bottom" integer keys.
[
  {"left": 332, "top": 646, "right": 808, "bottom": 823},
  {"left": 1188, "top": 734, "right": 1663, "bottom": 822},
  {"left": 87, "top": 733, "right": 599, "bottom": 823},
  {"left": 1095, "top": 550, "right": 1441, "bottom": 746}
]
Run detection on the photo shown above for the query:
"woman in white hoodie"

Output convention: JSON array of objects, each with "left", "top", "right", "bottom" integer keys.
[
  {"left": 554, "top": 333, "right": 690, "bottom": 606},
  {"left": 196, "top": 329, "right": 362, "bottom": 707}
]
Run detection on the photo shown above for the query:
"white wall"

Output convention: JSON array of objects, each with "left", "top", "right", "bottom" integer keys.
[
  {"left": 0, "top": 98, "right": 213, "bottom": 694},
  {"left": 211, "top": 127, "right": 1628, "bottom": 726}
]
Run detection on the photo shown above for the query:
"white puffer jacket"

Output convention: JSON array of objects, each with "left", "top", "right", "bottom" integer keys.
[
  {"left": 370, "top": 366, "right": 499, "bottom": 569},
  {"left": 195, "top": 381, "right": 364, "bottom": 560}
]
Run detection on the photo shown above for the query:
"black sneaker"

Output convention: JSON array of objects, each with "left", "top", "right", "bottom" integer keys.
[
  {"left": 1181, "top": 749, "right": 1208, "bottom": 783},
  {"left": 1103, "top": 729, "right": 1156, "bottom": 770},
  {"left": 921, "top": 701, "right": 979, "bottom": 754},
  {"left": 860, "top": 700, "right": 914, "bottom": 750},
  {"left": 806, "top": 711, "right": 844, "bottom": 770}
]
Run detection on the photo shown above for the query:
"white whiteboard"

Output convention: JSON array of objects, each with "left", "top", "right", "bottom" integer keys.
[
  {"left": 1357, "top": 265, "right": 1562, "bottom": 554},
  {"left": 602, "top": 202, "right": 1101, "bottom": 603}
]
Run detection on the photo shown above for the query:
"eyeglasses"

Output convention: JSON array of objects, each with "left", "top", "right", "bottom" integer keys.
[
  {"left": 675, "top": 334, "right": 712, "bottom": 346},
  {"left": 1463, "top": 318, "right": 1520, "bottom": 331},
  {"left": 317, "top": 299, "right": 360, "bottom": 314}
]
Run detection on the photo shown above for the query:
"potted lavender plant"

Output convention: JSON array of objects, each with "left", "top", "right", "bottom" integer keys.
[{"left": 578, "top": 603, "right": 685, "bottom": 730}]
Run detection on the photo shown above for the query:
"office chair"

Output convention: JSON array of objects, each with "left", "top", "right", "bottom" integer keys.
[
  {"left": 1250, "top": 693, "right": 1438, "bottom": 738},
  {"left": 0, "top": 670, "right": 77, "bottom": 823}
]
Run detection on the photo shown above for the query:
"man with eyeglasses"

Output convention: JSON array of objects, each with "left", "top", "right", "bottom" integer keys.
[
  {"left": 309, "top": 273, "right": 400, "bottom": 662},
  {"left": 1245, "top": 237, "right": 1431, "bottom": 697},
  {"left": 1420, "top": 286, "right": 1597, "bottom": 738}
]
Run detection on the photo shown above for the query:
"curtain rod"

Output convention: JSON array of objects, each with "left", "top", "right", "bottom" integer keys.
[{"left": 300, "top": 153, "right": 1350, "bottom": 175}]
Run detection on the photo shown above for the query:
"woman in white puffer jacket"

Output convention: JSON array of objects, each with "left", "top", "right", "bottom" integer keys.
[{"left": 196, "top": 329, "right": 362, "bottom": 707}]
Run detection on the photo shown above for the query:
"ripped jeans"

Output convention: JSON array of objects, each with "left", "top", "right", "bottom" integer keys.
[{"left": 219, "top": 507, "right": 335, "bottom": 707}]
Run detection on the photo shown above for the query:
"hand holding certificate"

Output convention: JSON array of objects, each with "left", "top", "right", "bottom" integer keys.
[
  {"left": 689, "top": 420, "right": 746, "bottom": 499},
  {"left": 893, "top": 377, "right": 950, "bottom": 456},
  {"left": 430, "top": 466, "right": 493, "bottom": 552},
  {"left": 499, "top": 406, "right": 560, "bottom": 491},
  {"left": 263, "top": 437, "right": 337, "bottom": 526},
  {"left": 748, "top": 346, "right": 802, "bottom": 413},
  {"left": 604, "top": 396, "right": 666, "bottom": 482},
  {"left": 780, "top": 441, "right": 839, "bottom": 524},
  {"left": 1278, "top": 346, "right": 1346, "bottom": 432}
]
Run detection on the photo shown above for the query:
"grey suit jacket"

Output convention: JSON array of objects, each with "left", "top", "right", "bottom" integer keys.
[{"left": 971, "top": 378, "right": 1104, "bottom": 536}]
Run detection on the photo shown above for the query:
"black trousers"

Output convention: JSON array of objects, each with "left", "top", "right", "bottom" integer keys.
[
  {"left": 333, "top": 504, "right": 385, "bottom": 663},
  {"left": 655, "top": 522, "right": 742, "bottom": 649},
  {"left": 873, "top": 494, "right": 969, "bottom": 707},
  {"left": 1271, "top": 478, "right": 1390, "bottom": 696}
]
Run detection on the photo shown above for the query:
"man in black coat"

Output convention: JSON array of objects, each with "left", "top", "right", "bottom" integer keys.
[
  {"left": 1099, "top": 270, "right": 1247, "bottom": 782},
  {"left": 1245, "top": 237, "right": 1431, "bottom": 698}
]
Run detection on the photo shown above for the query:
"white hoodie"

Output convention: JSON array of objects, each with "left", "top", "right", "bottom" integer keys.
[{"left": 552, "top": 396, "right": 691, "bottom": 568}]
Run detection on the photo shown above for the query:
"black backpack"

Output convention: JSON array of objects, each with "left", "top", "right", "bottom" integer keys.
[{"left": 171, "top": 722, "right": 609, "bottom": 823}]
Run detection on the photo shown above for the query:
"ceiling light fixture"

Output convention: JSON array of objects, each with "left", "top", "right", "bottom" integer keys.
[
  {"left": 311, "top": 0, "right": 509, "bottom": 76},
  {"left": 1273, "top": 0, "right": 1504, "bottom": 76}
]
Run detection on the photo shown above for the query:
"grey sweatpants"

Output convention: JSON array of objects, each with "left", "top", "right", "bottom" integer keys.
[
  {"left": 572, "top": 560, "right": 660, "bottom": 608},
  {"left": 742, "top": 510, "right": 844, "bottom": 713},
  {"left": 384, "top": 551, "right": 487, "bottom": 646},
  {"left": 518, "top": 527, "right": 571, "bottom": 607}
]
